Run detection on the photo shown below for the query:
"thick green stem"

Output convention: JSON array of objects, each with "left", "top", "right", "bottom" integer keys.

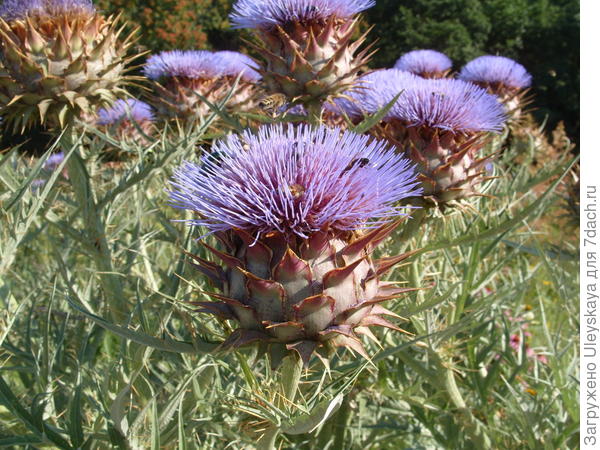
[
  {"left": 61, "top": 129, "right": 125, "bottom": 320},
  {"left": 305, "top": 101, "right": 323, "bottom": 126},
  {"left": 332, "top": 394, "right": 352, "bottom": 449},
  {"left": 400, "top": 201, "right": 429, "bottom": 243}
]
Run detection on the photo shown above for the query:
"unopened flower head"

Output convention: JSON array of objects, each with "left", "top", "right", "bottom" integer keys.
[
  {"left": 97, "top": 99, "right": 155, "bottom": 126},
  {"left": 170, "top": 124, "right": 421, "bottom": 238},
  {"left": 0, "top": 0, "right": 136, "bottom": 130},
  {"left": 394, "top": 49, "right": 452, "bottom": 78},
  {"left": 0, "top": 0, "right": 95, "bottom": 21},
  {"left": 458, "top": 55, "right": 532, "bottom": 91},
  {"left": 230, "top": 0, "right": 375, "bottom": 29}
]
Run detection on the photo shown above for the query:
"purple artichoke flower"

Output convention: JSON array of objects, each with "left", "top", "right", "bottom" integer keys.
[
  {"left": 170, "top": 124, "right": 421, "bottom": 238},
  {"left": 97, "top": 99, "right": 155, "bottom": 143},
  {"left": 458, "top": 55, "right": 532, "bottom": 91},
  {"left": 230, "top": 0, "right": 375, "bottom": 29},
  {"left": 0, "top": 0, "right": 95, "bottom": 21},
  {"left": 143, "top": 50, "right": 223, "bottom": 81},
  {"left": 328, "top": 69, "right": 421, "bottom": 121},
  {"left": 458, "top": 55, "right": 532, "bottom": 118},
  {"left": 230, "top": 0, "right": 375, "bottom": 109},
  {"left": 171, "top": 124, "right": 422, "bottom": 364},
  {"left": 97, "top": 99, "right": 155, "bottom": 126},
  {"left": 387, "top": 77, "right": 506, "bottom": 133},
  {"left": 376, "top": 77, "right": 506, "bottom": 203},
  {"left": 214, "top": 51, "right": 261, "bottom": 82},
  {"left": 144, "top": 50, "right": 261, "bottom": 120},
  {"left": 44, "top": 151, "right": 65, "bottom": 170},
  {"left": 393, "top": 49, "right": 452, "bottom": 79}
]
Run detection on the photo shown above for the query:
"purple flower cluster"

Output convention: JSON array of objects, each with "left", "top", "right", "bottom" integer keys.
[
  {"left": 97, "top": 99, "right": 155, "bottom": 126},
  {"left": 230, "top": 0, "right": 375, "bottom": 29},
  {"left": 394, "top": 50, "right": 452, "bottom": 76},
  {"left": 0, "top": 0, "right": 95, "bottom": 21},
  {"left": 333, "top": 70, "right": 506, "bottom": 133},
  {"left": 169, "top": 124, "right": 422, "bottom": 238},
  {"left": 458, "top": 55, "right": 532, "bottom": 90},
  {"left": 144, "top": 50, "right": 261, "bottom": 82}
]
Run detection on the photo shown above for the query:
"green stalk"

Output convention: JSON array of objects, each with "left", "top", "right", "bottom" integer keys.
[
  {"left": 331, "top": 394, "right": 352, "bottom": 449},
  {"left": 257, "top": 425, "right": 280, "bottom": 450},
  {"left": 61, "top": 128, "right": 125, "bottom": 320}
]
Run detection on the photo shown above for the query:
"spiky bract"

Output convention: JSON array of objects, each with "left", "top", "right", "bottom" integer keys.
[
  {"left": 394, "top": 49, "right": 452, "bottom": 79},
  {"left": 379, "top": 77, "right": 506, "bottom": 203},
  {"left": 170, "top": 124, "right": 422, "bottom": 364},
  {"left": 144, "top": 50, "right": 261, "bottom": 120},
  {"left": 0, "top": 0, "right": 138, "bottom": 131},
  {"left": 232, "top": 0, "right": 374, "bottom": 109}
]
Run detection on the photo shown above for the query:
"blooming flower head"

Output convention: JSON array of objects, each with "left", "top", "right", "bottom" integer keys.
[
  {"left": 44, "top": 151, "right": 65, "bottom": 170},
  {"left": 394, "top": 49, "right": 452, "bottom": 78},
  {"left": 230, "top": 0, "right": 375, "bottom": 29},
  {"left": 97, "top": 99, "right": 155, "bottom": 126},
  {"left": 388, "top": 77, "right": 506, "bottom": 133},
  {"left": 458, "top": 55, "right": 532, "bottom": 91},
  {"left": 214, "top": 51, "right": 261, "bottom": 82},
  {"left": 329, "top": 69, "right": 421, "bottom": 121},
  {"left": 144, "top": 50, "right": 261, "bottom": 120},
  {"left": 0, "top": 0, "right": 95, "bottom": 21},
  {"left": 143, "top": 50, "right": 222, "bottom": 81},
  {"left": 169, "top": 124, "right": 421, "bottom": 238}
]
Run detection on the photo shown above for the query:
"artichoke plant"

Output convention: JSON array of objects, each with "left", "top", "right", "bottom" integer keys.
[
  {"left": 0, "top": 0, "right": 138, "bottom": 131},
  {"left": 230, "top": 0, "right": 375, "bottom": 115},
  {"left": 333, "top": 70, "right": 507, "bottom": 204},
  {"left": 143, "top": 50, "right": 261, "bottom": 122},
  {"left": 458, "top": 55, "right": 532, "bottom": 121},
  {"left": 394, "top": 49, "right": 453, "bottom": 79},
  {"left": 169, "top": 124, "right": 422, "bottom": 365}
]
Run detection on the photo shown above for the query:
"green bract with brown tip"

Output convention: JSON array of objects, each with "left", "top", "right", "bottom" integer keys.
[{"left": 0, "top": 9, "right": 138, "bottom": 131}]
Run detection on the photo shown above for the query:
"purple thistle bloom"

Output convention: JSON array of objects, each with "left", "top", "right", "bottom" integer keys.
[
  {"left": 213, "top": 51, "right": 262, "bottom": 82},
  {"left": 144, "top": 50, "right": 261, "bottom": 83},
  {"left": 0, "top": 0, "right": 95, "bottom": 21},
  {"left": 97, "top": 99, "right": 155, "bottom": 126},
  {"left": 394, "top": 50, "right": 452, "bottom": 76},
  {"left": 169, "top": 124, "right": 422, "bottom": 238},
  {"left": 388, "top": 77, "right": 506, "bottom": 133},
  {"left": 329, "top": 69, "right": 421, "bottom": 120},
  {"left": 458, "top": 55, "right": 532, "bottom": 90},
  {"left": 230, "top": 0, "right": 375, "bottom": 29},
  {"left": 44, "top": 151, "right": 65, "bottom": 170},
  {"left": 144, "top": 51, "right": 223, "bottom": 81}
]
